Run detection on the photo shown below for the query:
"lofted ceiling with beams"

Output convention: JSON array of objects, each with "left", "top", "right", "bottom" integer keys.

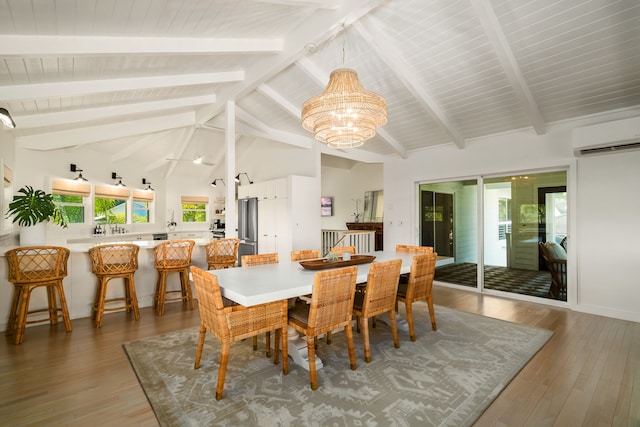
[{"left": 1, "top": 0, "right": 640, "bottom": 179}]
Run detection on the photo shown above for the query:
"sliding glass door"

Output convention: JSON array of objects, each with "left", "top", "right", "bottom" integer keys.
[{"left": 423, "top": 170, "right": 567, "bottom": 301}]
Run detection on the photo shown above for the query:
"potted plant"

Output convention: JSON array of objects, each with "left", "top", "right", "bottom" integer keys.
[{"left": 6, "top": 185, "right": 67, "bottom": 245}]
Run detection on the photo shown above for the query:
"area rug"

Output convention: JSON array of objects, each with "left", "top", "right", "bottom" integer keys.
[{"left": 123, "top": 305, "right": 552, "bottom": 427}]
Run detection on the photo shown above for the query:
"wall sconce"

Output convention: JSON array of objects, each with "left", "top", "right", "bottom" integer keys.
[
  {"left": 142, "top": 178, "right": 154, "bottom": 191},
  {"left": 235, "top": 172, "right": 253, "bottom": 184},
  {"left": 0, "top": 107, "right": 16, "bottom": 128},
  {"left": 111, "top": 172, "right": 126, "bottom": 187},
  {"left": 211, "top": 178, "right": 225, "bottom": 187},
  {"left": 70, "top": 164, "right": 88, "bottom": 181}
]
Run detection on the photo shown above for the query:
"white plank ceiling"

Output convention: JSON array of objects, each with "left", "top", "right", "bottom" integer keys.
[{"left": 1, "top": 0, "right": 640, "bottom": 177}]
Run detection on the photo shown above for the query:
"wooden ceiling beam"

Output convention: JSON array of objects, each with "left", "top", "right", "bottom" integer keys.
[
  {"left": 470, "top": 0, "right": 546, "bottom": 135},
  {"left": 0, "top": 35, "right": 283, "bottom": 55},
  {"left": 354, "top": 18, "right": 467, "bottom": 150}
]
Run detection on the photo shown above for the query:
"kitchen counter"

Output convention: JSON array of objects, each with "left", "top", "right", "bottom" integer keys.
[{"left": 0, "top": 237, "right": 214, "bottom": 332}]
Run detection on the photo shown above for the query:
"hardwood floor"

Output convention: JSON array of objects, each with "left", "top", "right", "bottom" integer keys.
[{"left": 1, "top": 286, "right": 638, "bottom": 426}]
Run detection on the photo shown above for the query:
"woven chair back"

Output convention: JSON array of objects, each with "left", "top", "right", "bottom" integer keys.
[
  {"left": 242, "top": 253, "right": 279, "bottom": 266},
  {"left": 191, "top": 266, "right": 288, "bottom": 341},
  {"left": 330, "top": 245, "right": 356, "bottom": 255},
  {"left": 206, "top": 238, "right": 240, "bottom": 263},
  {"left": 191, "top": 266, "right": 228, "bottom": 339},
  {"left": 290, "top": 249, "right": 321, "bottom": 261},
  {"left": 5, "top": 246, "right": 70, "bottom": 284},
  {"left": 307, "top": 266, "right": 358, "bottom": 336},
  {"left": 395, "top": 244, "right": 433, "bottom": 254},
  {"left": 153, "top": 240, "right": 195, "bottom": 269},
  {"left": 361, "top": 259, "right": 402, "bottom": 318},
  {"left": 406, "top": 253, "right": 437, "bottom": 301},
  {"left": 89, "top": 243, "right": 139, "bottom": 275}
]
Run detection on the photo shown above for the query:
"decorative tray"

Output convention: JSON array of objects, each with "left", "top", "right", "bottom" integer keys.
[{"left": 299, "top": 255, "right": 376, "bottom": 270}]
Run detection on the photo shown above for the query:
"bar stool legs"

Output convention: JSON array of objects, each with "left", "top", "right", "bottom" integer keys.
[
  {"left": 92, "top": 274, "right": 140, "bottom": 328},
  {"left": 6, "top": 281, "right": 72, "bottom": 345},
  {"left": 154, "top": 267, "right": 194, "bottom": 316}
]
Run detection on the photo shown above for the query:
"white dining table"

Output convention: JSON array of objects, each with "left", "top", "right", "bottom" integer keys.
[
  {"left": 208, "top": 250, "right": 417, "bottom": 307},
  {"left": 206, "top": 250, "right": 425, "bottom": 371}
]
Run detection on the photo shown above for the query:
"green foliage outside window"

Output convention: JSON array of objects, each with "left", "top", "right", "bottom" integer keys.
[
  {"left": 182, "top": 203, "right": 206, "bottom": 222},
  {"left": 95, "top": 198, "right": 127, "bottom": 224},
  {"left": 52, "top": 194, "right": 84, "bottom": 224}
]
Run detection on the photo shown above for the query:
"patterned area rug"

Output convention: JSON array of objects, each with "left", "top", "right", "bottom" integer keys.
[{"left": 123, "top": 305, "right": 552, "bottom": 427}]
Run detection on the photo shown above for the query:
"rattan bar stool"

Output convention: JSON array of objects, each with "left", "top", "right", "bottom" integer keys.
[
  {"left": 153, "top": 239, "right": 195, "bottom": 316},
  {"left": 205, "top": 238, "right": 240, "bottom": 270},
  {"left": 5, "top": 246, "right": 72, "bottom": 344},
  {"left": 88, "top": 243, "right": 140, "bottom": 328}
]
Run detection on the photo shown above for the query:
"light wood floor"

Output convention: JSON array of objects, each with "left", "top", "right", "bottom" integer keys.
[{"left": 1, "top": 286, "right": 638, "bottom": 426}]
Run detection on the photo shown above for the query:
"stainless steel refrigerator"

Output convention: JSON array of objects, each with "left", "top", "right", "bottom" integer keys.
[{"left": 237, "top": 197, "right": 258, "bottom": 266}]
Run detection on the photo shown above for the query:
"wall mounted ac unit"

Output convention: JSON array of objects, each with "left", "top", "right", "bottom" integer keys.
[{"left": 572, "top": 116, "right": 640, "bottom": 157}]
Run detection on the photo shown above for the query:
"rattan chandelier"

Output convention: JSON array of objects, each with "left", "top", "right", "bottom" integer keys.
[{"left": 301, "top": 68, "right": 387, "bottom": 148}]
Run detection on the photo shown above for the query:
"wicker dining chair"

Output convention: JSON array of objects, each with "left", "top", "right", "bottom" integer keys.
[
  {"left": 396, "top": 252, "right": 438, "bottom": 341},
  {"left": 242, "top": 252, "right": 279, "bottom": 356},
  {"left": 330, "top": 245, "right": 356, "bottom": 255},
  {"left": 242, "top": 252, "right": 279, "bottom": 266},
  {"left": 353, "top": 259, "right": 403, "bottom": 363},
  {"left": 396, "top": 244, "right": 433, "bottom": 282},
  {"left": 395, "top": 244, "right": 433, "bottom": 254},
  {"left": 288, "top": 266, "right": 359, "bottom": 390},
  {"left": 88, "top": 243, "right": 140, "bottom": 328},
  {"left": 5, "top": 246, "right": 72, "bottom": 344},
  {"left": 191, "top": 266, "right": 289, "bottom": 400},
  {"left": 205, "top": 238, "right": 240, "bottom": 270},
  {"left": 153, "top": 240, "right": 195, "bottom": 316},
  {"left": 290, "top": 249, "right": 321, "bottom": 261}
]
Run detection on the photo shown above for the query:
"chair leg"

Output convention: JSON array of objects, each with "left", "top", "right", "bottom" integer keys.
[
  {"left": 345, "top": 324, "right": 357, "bottom": 371},
  {"left": 253, "top": 335, "right": 258, "bottom": 351},
  {"left": 194, "top": 324, "right": 206, "bottom": 369},
  {"left": 361, "top": 317, "right": 371, "bottom": 363},
  {"left": 6, "top": 285, "right": 21, "bottom": 337},
  {"left": 405, "top": 302, "right": 416, "bottom": 342},
  {"left": 13, "top": 286, "right": 32, "bottom": 344},
  {"left": 389, "top": 309, "right": 400, "bottom": 349},
  {"left": 94, "top": 277, "right": 108, "bottom": 328},
  {"left": 273, "top": 329, "right": 280, "bottom": 365},
  {"left": 326, "top": 331, "right": 332, "bottom": 344},
  {"left": 265, "top": 331, "right": 271, "bottom": 358},
  {"left": 216, "top": 341, "right": 231, "bottom": 400},
  {"left": 46, "top": 286, "right": 58, "bottom": 325},
  {"left": 281, "top": 326, "right": 289, "bottom": 375},
  {"left": 128, "top": 275, "right": 140, "bottom": 320},
  {"left": 55, "top": 282, "right": 72, "bottom": 333},
  {"left": 306, "top": 335, "right": 318, "bottom": 390},
  {"left": 426, "top": 295, "right": 437, "bottom": 331},
  {"left": 180, "top": 269, "right": 194, "bottom": 310},
  {"left": 156, "top": 272, "right": 167, "bottom": 316}
]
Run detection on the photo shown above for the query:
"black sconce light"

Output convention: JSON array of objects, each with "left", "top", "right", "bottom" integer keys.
[
  {"left": 211, "top": 178, "right": 225, "bottom": 187},
  {"left": 70, "top": 164, "right": 88, "bottom": 181},
  {"left": 142, "top": 178, "right": 154, "bottom": 191},
  {"left": 0, "top": 108, "right": 16, "bottom": 128},
  {"left": 111, "top": 172, "right": 126, "bottom": 187},
  {"left": 235, "top": 172, "right": 253, "bottom": 184}
]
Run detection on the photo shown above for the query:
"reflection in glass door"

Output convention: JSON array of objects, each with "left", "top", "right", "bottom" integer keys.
[
  {"left": 425, "top": 170, "right": 568, "bottom": 302},
  {"left": 483, "top": 171, "right": 567, "bottom": 301}
]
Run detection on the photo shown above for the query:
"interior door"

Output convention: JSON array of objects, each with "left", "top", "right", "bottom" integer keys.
[{"left": 420, "top": 190, "right": 454, "bottom": 257}]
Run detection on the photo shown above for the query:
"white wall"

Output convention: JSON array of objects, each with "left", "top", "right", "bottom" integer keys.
[
  {"left": 321, "top": 162, "right": 383, "bottom": 230},
  {"left": 385, "top": 125, "right": 640, "bottom": 322}
]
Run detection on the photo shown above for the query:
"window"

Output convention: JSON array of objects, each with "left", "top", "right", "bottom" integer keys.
[
  {"left": 94, "top": 185, "right": 130, "bottom": 224},
  {"left": 133, "top": 190, "right": 154, "bottom": 223},
  {"left": 51, "top": 179, "right": 91, "bottom": 224},
  {"left": 181, "top": 196, "right": 208, "bottom": 223},
  {"left": 497, "top": 197, "right": 511, "bottom": 240}
]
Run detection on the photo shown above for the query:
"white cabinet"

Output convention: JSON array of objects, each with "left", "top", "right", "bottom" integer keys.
[
  {"left": 168, "top": 231, "right": 207, "bottom": 240},
  {"left": 253, "top": 175, "right": 319, "bottom": 260}
]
